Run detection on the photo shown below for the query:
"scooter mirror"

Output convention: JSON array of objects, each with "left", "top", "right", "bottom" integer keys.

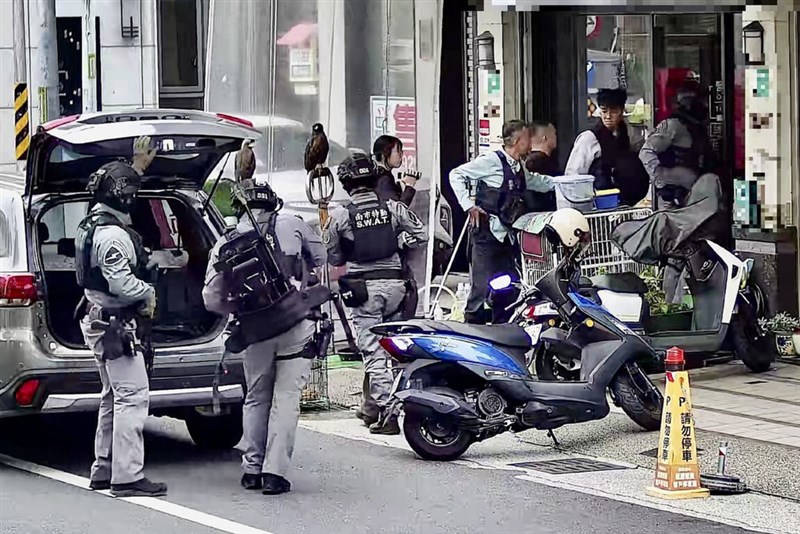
[{"left": 489, "top": 274, "right": 513, "bottom": 291}]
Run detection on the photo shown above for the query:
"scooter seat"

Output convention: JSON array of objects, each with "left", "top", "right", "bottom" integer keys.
[
  {"left": 589, "top": 273, "right": 648, "bottom": 295},
  {"left": 411, "top": 320, "right": 532, "bottom": 349}
]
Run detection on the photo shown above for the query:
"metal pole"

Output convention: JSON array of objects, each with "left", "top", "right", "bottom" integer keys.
[
  {"left": 37, "top": 0, "right": 61, "bottom": 122},
  {"left": 13, "top": 0, "right": 28, "bottom": 82}
]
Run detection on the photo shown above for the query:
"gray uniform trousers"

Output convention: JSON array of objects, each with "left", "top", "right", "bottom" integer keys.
[
  {"left": 352, "top": 279, "right": 406, "bottom": 416},
  {"left": 241, "top": 319, "right": 313, "bottom": 477},
  {"left": 80, "top": 305, "right": 149, "bottom": 485}
]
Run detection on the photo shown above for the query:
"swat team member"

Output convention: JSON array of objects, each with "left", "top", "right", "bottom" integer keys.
[
  {"left": 639, "top": 80, "right": 716, "bottom": 209},
  {"left": 203, "top": 180, "right": 326, "bottom": 495},
  {"left": 76, "top": 136, "right": 167, "bottom": 498},
  {"left": 323, "top": 152, "right": 428, "bottom": 435},
  {"left": 449, "top": 120, "right": 554, "bottom": 325}
]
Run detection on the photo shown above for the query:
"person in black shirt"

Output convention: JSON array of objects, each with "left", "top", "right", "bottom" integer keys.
[
  {"left": 525, "top": 121, "right": 559, "bottom": 212},
  {"left": 372, "top": 135, "right": 417, "bottom": 206}
]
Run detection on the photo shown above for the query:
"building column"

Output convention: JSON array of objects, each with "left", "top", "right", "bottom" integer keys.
[
  {"left": 736, "top": 2, "right": 799, "bottom": 316},
  {"left": 317, "top": 0, "right": 346, "bottom": 146}
]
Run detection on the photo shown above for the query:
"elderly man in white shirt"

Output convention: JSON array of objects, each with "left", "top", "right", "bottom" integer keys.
[{"left": 449, "top": 120, "right": 554, "bottom": 324}]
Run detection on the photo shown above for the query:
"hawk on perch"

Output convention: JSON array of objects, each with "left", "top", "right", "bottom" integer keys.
[
  {"left": 235, "top": 139, "right": 256, "bottom": 182},
  {"left": 304, "top": 123, "right": 329, "bottom": 173}
]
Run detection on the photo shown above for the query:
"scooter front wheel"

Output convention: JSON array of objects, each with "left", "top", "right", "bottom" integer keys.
[
  {"left": 730, "top": 311, "right": 773, "bottom": 373},
  {"left": 610, "top": 370, "right": 662, "bottom": 431},
  {"left": 403, "top": 409, "right": 474, "bottom": 461}
]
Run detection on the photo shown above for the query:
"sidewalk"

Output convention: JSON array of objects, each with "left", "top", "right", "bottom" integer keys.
[{"left": 322, "top": 359, "right": 800, "bottom": 500}]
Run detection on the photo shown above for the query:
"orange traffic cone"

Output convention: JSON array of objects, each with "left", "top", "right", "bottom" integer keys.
[{"left": 646, "top": 347, "right": 710, "bottom": 500}]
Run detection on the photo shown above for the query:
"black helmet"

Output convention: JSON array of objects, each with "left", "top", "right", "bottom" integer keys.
[
  {"left": 236, "top": 179, "right": 282, "bottom": 212},
  {"left": 87, "top": 161, "right": 142, "bottom": 214},
  {"left": 337, "top": 151, "right": 378, "bottom": 194},
  {"left": 675, "top": 80, "right": 708, "bottom": 122}
]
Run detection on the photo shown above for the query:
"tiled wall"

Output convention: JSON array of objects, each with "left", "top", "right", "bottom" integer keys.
[{"left": 0, "top": 0, "right": 159, "bottom": 173}]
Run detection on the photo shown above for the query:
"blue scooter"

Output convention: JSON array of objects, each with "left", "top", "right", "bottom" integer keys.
[{"left": 371, "top": 251, "right": 663, "bottom": 462}]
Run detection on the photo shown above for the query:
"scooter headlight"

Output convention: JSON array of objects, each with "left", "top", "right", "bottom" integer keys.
[{"left": 489, "top": 274, "right": 513, "bottom": 291}]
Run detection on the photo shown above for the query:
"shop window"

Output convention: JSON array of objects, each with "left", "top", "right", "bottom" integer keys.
[
  {"left": 585, "top": 15, "right": 654, "bottom": 147},
  {"left": 158, "top": 0, "right": 205, "bottom": 94}
]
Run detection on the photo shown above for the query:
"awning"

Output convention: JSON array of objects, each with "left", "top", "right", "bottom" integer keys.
[{"left": 277, "top": 23, "right": 318, "bottom": 46}]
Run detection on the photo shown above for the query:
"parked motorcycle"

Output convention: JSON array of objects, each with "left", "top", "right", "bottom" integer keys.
[
  {"left": 371, "top": 231, "right": 663, "bottom": 462},
  {"left": 526, "top": 175, "right": 772, "bottom": 379}
]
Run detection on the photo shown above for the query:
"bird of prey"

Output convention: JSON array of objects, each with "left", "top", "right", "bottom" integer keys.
[
  {"left": 235, "top": 139, "right": 256, "bottom": 182},
  {"left": 304, "top": 123, "right": 329, "bottom": 173}
]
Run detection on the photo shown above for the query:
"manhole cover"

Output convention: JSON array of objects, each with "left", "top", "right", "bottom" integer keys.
[
  {"left": 509, "top": 458, "right": 630, "bottom": 474},
  {"left": 641, "top": 447, "right": 704, "bottom": 458}
]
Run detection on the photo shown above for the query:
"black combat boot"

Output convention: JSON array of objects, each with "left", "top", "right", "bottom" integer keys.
[
  {"left": 262, "top": 473, "right": 291, "bottom": 495},
  {"left": 369, "top": 414, "right": 401, "bottom": 436},
  {"left": 241, "top": 473, "right": 263, "bottom": 490},
  {"left": 89, "top": 478, "right": 111, "bottom": 491},
  {"left": 110, "top": 478, "right": 168, "bottom": 497}
]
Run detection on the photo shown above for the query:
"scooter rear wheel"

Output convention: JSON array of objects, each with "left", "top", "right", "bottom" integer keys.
[
  {"left": 403, "top": 409, "right": 474, "bottom": 461},
  {"left": 730, "top": 313, "right": 773, "bottom": 373}
]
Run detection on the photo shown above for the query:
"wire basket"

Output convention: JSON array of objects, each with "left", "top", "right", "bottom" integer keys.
[
  {"left": 521, "top": 207, "right": 652, "bottom": 287},
  {"left": 300, "top": 357, "right": 330, "bottom": 411}
]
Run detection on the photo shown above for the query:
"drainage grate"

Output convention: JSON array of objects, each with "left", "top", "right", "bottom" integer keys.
[
  {"left": 509, "top": 458, "right": 630, "bottom": 475},
  {"left": 641, "top": 447, "right": 704, "bottom": 458}
]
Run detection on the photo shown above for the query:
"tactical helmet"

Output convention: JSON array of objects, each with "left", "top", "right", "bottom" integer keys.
[
  {"left": 235, "top": 179, "right": 282, "bottom": 212},
  {"left": 675, "top": 80, "right": 708, "bottom": 122},
  {"left": 87, "top": 161, "right": 142, "bottom": 214},
  {"left": 337, "top": 151, "right": 378, "bottom": 194}
]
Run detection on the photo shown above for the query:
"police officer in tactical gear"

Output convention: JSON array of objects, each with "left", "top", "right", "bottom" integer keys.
[
  {"left": 203, "top": 179, "right": 326, "bottom": 495},
  {"left": 76, "top": 136, "right": 167, "bottom": 498},
  {"left": 639, "top": 80, "right": 715, "bottom": 209},
  {"left": 323, "top": 151, "right": 428, "bottom": 434}
]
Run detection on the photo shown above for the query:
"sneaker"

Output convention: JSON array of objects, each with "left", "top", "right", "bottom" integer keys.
[
  {"left": 241, "top": 473, "right": 263, "bottom": 490},
  {"left": 262, "top": 473, "right": 291, "bottom": 495},
  {"left": 369, "top": 415, "right": 400, "bottom": 435},
  {"left": 89, "top": 479, "right": 110, "bottom": 491},
  {"left": 355, "top": 407, "right": 379, "bottom": 426},
  {"left": 111, "top": 478, "right": 168, "bottom": 498}
]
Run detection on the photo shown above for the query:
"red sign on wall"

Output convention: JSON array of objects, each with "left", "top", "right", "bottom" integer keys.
[{"left": 479, "top": 119, "right": 490, "bottom": 137}]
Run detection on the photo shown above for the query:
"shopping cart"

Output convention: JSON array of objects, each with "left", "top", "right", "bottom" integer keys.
[{"left": 519, "top": 207, "right": 652, "bottom": 287}]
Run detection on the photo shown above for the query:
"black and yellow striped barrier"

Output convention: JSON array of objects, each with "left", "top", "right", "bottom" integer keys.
[{"left": 15, "top": 83, "right": 30, "bottom": 161}]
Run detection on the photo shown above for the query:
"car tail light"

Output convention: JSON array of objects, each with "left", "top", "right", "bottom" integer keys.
[
  {"left": 15, "top": 379, "right": 40, "bottom": 406},
  {"left": 41, "top": 114, "right": 81, "bottom": 131},
  {"left": 216, "top": 113, "right": 254, "bottom": 128},
  {"left": 0, "top": 273, "right": 38, "bottom": 306}
]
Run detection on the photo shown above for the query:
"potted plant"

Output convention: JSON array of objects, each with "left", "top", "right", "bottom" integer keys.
[
  {"left": 640, "top": 266, "right": 693, "bottom": 332},
  {"left": 758, "top": 313, "right": 800, "bottom": 357}
]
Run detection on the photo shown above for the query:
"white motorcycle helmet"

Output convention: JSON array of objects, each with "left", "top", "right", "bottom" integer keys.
[{"left": 546, "top": 208, "right": 591, "bottom": 250}]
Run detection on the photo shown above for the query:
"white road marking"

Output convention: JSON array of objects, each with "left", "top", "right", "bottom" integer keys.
[
  {"left": 300, "top": 418, "right": 800, "bottom": 534},
  {"left": 0, "top": 452, "right": 274, "bottom": 534}
]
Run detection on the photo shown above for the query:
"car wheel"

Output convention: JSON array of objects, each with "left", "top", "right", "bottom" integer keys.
[{"left": 185, "top": 405, "right": 243, "bottom": 449}]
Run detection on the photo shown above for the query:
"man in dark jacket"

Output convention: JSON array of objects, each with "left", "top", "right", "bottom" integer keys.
[{"left": 525, "top": 121, "right": 559, "bottom": 211}]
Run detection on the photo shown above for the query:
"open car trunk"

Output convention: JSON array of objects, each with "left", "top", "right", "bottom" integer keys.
[{"left": 37, "top": 192, "right": 224, "bottom": 348}]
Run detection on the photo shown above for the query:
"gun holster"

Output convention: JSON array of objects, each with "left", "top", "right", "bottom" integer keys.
[{"left": 90, "top": 316, "right": 134, "bottom": 361}]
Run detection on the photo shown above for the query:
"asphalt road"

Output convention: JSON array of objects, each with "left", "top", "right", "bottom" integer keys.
[{"left": 0, "top": 413, "right": 754, "bottom": 534}]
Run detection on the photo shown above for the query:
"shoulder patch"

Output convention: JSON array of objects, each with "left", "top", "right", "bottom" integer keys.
[{"left": 103, "top": 241, "right": 129, "bottom": 266}]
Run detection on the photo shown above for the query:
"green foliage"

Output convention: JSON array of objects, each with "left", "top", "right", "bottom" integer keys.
[
  {"left": 202, "top": 179, "right": 237, "bottom": 218},
  {"left": 758, "top": 312, "right": 800, "bottom": 333},
  {"left": 639, "top": 266, "right": 691, "bottom": 316}
]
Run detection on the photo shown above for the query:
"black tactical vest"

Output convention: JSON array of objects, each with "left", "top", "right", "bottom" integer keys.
[
  {"left": 341, "top": 196, "right": 397, "bottom": 264},
  {"left": 215, "top": 215, "right": 330, "bottom": 352},
  {"left": 656, "top": 115, "right": 707, "bottom": 172},
  {"left": 75, "top": 211, "right": 149, "bottom": 294},
  {"left": 588, "top": 121, "right": 630, "bottom": 190},
  {"left": 475, "top": 151, "right": 527, "bottom": 227}
]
